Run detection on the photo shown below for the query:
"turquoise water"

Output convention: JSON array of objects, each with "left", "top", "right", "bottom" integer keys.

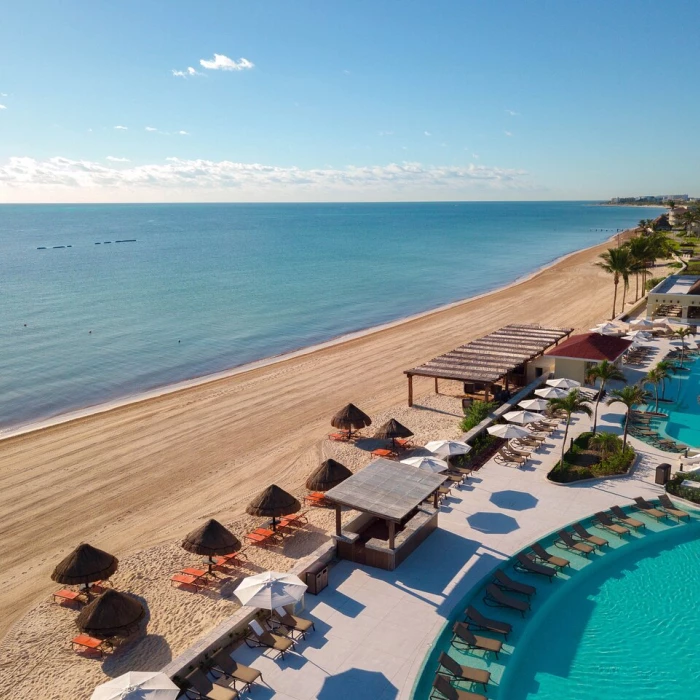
[
  {"left": 413, "top": 509, "right": 699, "bottom": 700},
  {"left": 0, "top": 202, "right": 661, "bottom": 429},
  {"left": 654, "top": 354, "right": 700, "bottom": 447}
]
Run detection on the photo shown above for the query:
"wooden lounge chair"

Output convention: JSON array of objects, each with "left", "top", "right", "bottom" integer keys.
[
  {"left": 272, "top": 607, "right": 315, "bottom": 639},
  {"left": 494, "top": 448, "right": 526, "bottom": 467},
  {"left": 594, "top": 512, "right": 630, "bottom": 537},
  {"left": 71, "top": 634, "right": 112, "bottom": 658},
  {"left": 572, "top": 522, "right": 607, "bottom": 549},
  {"left": 530, "top": 543, "right": 569, "bottom": 569},
  {"left": 633, "top": 497, "right": 667, "bottom": 521},
  {"left": 493, "top": 569, "right": 535, "bottom": 598},
  {"left": 185, "top": 669, "right": 239, "bottom": 700},
  {"left": 210, "top": 649, "right": 262, "bottom": 692},
  {"left": 432, "top": 673, "right": 487, "bottom": 700},
  {"left": 556, "top": 530, "right": 594, "bottom": 557},
  {"left": 514, "top": 552, "right": 557, "bottom": 579},
  {"left": 464, "top": 606, "right": 511, "bottom": 639},
  {"left": 451, "top": 622, "right": 502, "bottom": 658},
  {"left": 437, "top": 652, "right": 491, "bottom": 690},
  {"left": 483, "top": 584, "right": 529, "bottom": 616},
  {"left": 658, "top": 494, "right": 690, "bottom": 521},
  {"left": 245, "top": 620, "right": 294, "bottom": 660},
  {"left": 610, "top": 506, "right": 646, "bottom": 530}
]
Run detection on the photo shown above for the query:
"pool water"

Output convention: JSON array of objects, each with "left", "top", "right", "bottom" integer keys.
[
  {"left": 412, "top": 509, "right": 700, "bottom": 700},
  {"left": 652, "top": 354, "right": 700, "bottom": 447}
]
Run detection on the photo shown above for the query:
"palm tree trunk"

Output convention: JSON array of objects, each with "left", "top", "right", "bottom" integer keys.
[
  {"left": 611, "top": 280, "right": 618, "bottom": 320},
  {"left": 591, "top": 396, "right": 599, "bottom": 435},
  {"left": 635, "top": 272, "right": 639, "bottom": 302},
  {"left": 561, "top": 416, "right": 571, "bottom": 465},
  {"left": 622, "top": 411, "right": 629, "bottom": 450},
  {"left": 622, "top": 281, "right": 628, "bottom": 310},
  {"left": 654, "top": 384, "right": 659, "bottom": 412}
]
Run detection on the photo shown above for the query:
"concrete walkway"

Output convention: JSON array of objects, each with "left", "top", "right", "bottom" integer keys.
[{"left": 223, "top": 337, "right": 682, "bottom": 700}]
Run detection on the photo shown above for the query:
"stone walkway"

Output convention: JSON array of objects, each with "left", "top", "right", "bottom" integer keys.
[{"left": 222, "top": 336, "right": 684, "bottom": 700}]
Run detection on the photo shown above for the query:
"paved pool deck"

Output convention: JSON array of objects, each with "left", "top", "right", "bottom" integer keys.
[{"left": 225, "top": 336, "right": 687, "bottom": 700}]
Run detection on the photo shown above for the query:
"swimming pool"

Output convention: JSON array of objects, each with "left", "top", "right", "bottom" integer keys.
[{"left": 412, "top": 507, "right": 699, "bottom": 699}]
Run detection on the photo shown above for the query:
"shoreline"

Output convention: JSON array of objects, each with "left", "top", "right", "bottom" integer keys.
[{"left": 0, "top": 229, "right": 629, "bottom": 442}]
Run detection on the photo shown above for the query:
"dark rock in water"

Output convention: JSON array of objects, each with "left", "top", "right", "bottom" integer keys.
[{"left": 37, "top": 247, "right": 47, "bottom": 250}]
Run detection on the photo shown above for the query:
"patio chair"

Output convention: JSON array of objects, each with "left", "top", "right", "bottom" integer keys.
[
  {"left": 170, "top": 572, "right": 207, "bottom": 591},
  {"left": 71, "top": 634, "right": 112, "bottom": 658},
  {"left": 437, "top": 652, "right": 491, "bottom": 690},
  {"left": 245, "top": 619, "right": 294, "bottom": 660},
  {"left": 483, "top": 584, "right": 529, "bottom": 617},
  {"left": 271, "top": 606, "right": 315, "bottom": 639},
  {"left": 52, "top": 589, "right": 85, "bottom": 605},
  {"left": 209, "top": 649, "right": 262, "bottom": 692},
  {"left": 431, "top": 673, "right": 487, "bottom": 700},
  {"left": 514, "top": 552, "right": 557, "bottom": 579},
  {"left": 464, "top": 606, "right": 511, "bottom": 639},
  {"left": 530, "top": 543, "right": 569, "bottom": 569},
  {"left": 451, "top": 622, "right": 502, "bottom": 658},
  {"left": 185, "top": 669, "right": 239, "bottom": 700},
  {"left": 212, "top": 551, "right": 247, "bottom": 571},
  {"left": 556, "top": 530, "right": 594, "bottom": 557},
  {"left": 632, "top": 497, "right": 667, "bottom": 521},
  {"left": 571, "top": 522, "right": 608, "bottom": 549},
  {"left": 610, "top": 506, "right": 646, "bottom": 530},
  {"left": 658, "top": 494, "right": 690, "bottom": 521},
  {"left": 594, "top": 512, "right": 630, "bottom": 537},
  {"left": 492, "top": 569, "right": 535, "bottom": 598},
  {"left": 494, "top": 448, "right": 527, "bottom": 467}
]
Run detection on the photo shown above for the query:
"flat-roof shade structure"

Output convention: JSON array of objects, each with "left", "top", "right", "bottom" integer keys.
[{"left": 404, "top": 323, "right": 572, "bottom": 406}]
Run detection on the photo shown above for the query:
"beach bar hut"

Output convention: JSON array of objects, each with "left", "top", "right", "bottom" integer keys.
[
  {"left": 324, "top": 458, "right": 445, "bottom": 570},
  {"left": 403, "top": 324, "right": 572, "bottom": 406}
]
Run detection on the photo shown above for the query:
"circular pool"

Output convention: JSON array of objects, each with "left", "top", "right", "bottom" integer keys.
[{"left": 499, "top": 519, "right": 700, "bottom": 699}]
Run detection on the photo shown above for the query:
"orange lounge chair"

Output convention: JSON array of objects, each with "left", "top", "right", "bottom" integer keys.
[
  {"left": 52, "top": 589, "right": 84, "bottom": 605},
  {"left": 371, "top": 448, "right": 394, "bottom": 459},
  {"left": 71, "top": 634, "right": 112, "bottom": 658},
  {"left": 328, "top": 431, "right": 351, "bottom": 441},
  {"left": 212, "top": 551, "right": 247, "bottom": 570},
  {"left": 170, "top": 572, "right": 207, "bottom": 591},
  {"left": 304, "top": 492, "right": 328, "bottom": 507}
]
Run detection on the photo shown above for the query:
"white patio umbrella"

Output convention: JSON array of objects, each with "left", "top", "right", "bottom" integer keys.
[
  {"left": 518, "top": 398, "right": 550, "bottom": 411},
  {"left": 590, "top": 323, "right": 621, "bottom": 335},
  {"left": 546, "top": 378, "right": 581, "bottom": 389},
  {"left": 424, "top": 440, "right": 472, "bottom": 458},
  {"left": 629, "top": 318, "right": 654, "bottom": 329},
  {"left": 90, "top": 672, "right": 179, "bottom": 700},
  {"left": 487, "top": 424, "right": 530, "bottom": 439},
  {"left": 502, "top": 410, "right": 541, "bottom": 425},
  {"left": 234, "top": 571, "right": 307, "bottom": 609},
  {"left": 535, "top": 386, "right": 568, "bottom": 399},
  {"left": 624, "top": 331, "right": 652, "bottom": 342},
  {"left": 401, "top": 456, "right": 449, "bottom": 473}
]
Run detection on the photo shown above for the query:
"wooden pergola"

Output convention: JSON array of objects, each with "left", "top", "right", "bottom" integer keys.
[{"left": 404, "top": 323, "right": 573, "bottom": 406}]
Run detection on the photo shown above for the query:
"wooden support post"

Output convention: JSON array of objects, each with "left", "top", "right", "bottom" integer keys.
[
  {"left": 484, "top": 384, "right": 490, "bottom": 403},
  {"left": 407, "top": 374, "right": 414, "bottom": 407},
  {"left": 388, "top": 520, "right": 396, "bottom": 550},
  {"left": 433, "top": 489, "right": 439, "bottom": 509},
  {"left": 335, "top": 505, "right": 342, "bottom": 536},
  {"left": 434, "top": 377, "right": 439, "bottom": 394}
]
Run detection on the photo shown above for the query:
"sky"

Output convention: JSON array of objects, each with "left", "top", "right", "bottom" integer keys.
[{"left": 1, "top": 0, "right": 699, "bottom": 203}]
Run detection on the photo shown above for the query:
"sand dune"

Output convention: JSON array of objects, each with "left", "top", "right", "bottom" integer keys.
[{"left": 0, "top": 233, "right": 630, "bottom": 649}]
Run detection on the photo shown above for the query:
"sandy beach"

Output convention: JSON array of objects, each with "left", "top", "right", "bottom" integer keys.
[{"left": 0, "top": 230, "right": 636, "bottom": 696}]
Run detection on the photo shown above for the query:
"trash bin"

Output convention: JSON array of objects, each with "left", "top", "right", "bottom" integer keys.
[
  {"left": 305, "top": 561, "right": 329, "bottom": 595},
  {"left": 655, "top": 463, "right": 672, "bottom": 485}
]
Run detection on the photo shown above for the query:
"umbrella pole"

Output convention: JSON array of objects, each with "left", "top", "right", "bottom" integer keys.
[{"left": 272, "top": 516, "right": 277, "bottom": 532}]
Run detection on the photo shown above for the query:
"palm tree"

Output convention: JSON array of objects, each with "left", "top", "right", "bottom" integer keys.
[
  {"left": 586, "top": 360, "right": 626, "bottom": 434},
  {"left": 655, "top": 359, "right": 673, "bottom": 400},
  {"left": 674, "top": 327, "right": 693, "bottom": 369},
  {"left": 597, "top": 247, "right": 633, "bottom": 319},
  {"left": 606, "top": 385, "right": 651, "bottom": 450},
  {"left": 547, "top": 389, "right": 592, "bottom": 465},
  {"left": 625, "top": 236, "right": 650, "bottom": 300},
  {"left": 590, "top": 431, "right": 620, "bottom": 460},
  {"left": 643, "top": 368, "right": 662, "bottom": 412}
]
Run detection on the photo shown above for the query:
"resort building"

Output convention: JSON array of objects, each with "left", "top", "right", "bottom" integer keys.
[
  {"left": 528, "top": 332, "right": 633, "bottom": 385},
  {"left": 647, "top": 275, "right": 700, "bottom": 322}
]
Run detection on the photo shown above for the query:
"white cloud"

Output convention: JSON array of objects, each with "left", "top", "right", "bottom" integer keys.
[
  {"left": 378, "top": 130, "right": 393, "bottom": 136},
  {"left": 0, "top": 156, "right": 529, "bottom": 203},
  {"left": 343, "top": 69, "right": 351, "bottom": 75},
  {"left": 177, "top": 130, "right": 189, "bottom": 135},
  {"left": 145, "top": 126, "right": 158, "bottom": 132},
  {"left": 505, "top": 109, "right": 519, "bottom": 116},
  {"left": 504, "top": 131, "right": 513, "bottom": 137},
  {"left": 424, "top": 131, "right": 431, "bottom": 137},
  {"left": 0, "top": 93, "right": 7, "bottom": 97},
  {"left": 0, "top": 104, "right": 6, "bottom": 110},
  {"left": 172, "top": 66, "right": 204, "bottom": 78},
  {"left": 199, "top": 54, "right": 254, "bottom": 72},
  {"left": 472, "top": 153, "right": 480, "bottom": 159},
  {"left": 106, "top": 156, "right": 130, "bottom": 162},
  {"left": 114, "top": 125, "right": 128, "bottom": 130}
]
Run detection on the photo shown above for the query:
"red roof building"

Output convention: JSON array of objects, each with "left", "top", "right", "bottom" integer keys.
[{"left": 546, "top": 333, "right": 633, "bottom": 362}]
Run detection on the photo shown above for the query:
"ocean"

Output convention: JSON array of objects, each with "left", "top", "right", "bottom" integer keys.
[{"left": 0, "top": 202, "right": 663, "bottom": 430}]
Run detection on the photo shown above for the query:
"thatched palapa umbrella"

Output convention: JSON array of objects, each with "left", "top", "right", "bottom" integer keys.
[
  {"left": 182, "top": 519, "right": 242, "bottom": 573},
  {"left": 76, "top": 589, "right": 145, "bottom": 639},
  {"left": 331, "top": 403, "right": 372, "bottom": 438},
  {"left": 374, "top": 418, "right": 413, "bottom": 448},
  {"left": 246, "top": 484, "right": 301, "bottom": 531},
  {"left": 306, "top": 459, "right": 353, "bottom": 492},
  {"left": 51, "top": 543, "right": 118, "bottom": 599}
]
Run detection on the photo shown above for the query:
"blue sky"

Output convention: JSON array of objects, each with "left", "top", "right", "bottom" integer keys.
[{"left": 1, "top": 0, "right": 698, "bottom": 202}]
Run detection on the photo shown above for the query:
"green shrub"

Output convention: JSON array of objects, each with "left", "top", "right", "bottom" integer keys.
[
  {"left": 666, "top": 471, "right": 700, "bottom": 504},
  {"left": 460, "top": 400, "right": 498, "bottom": 432},
  {"left": 548, "top": 431, "right": 634, "bottom": 483},
  {"left": 645, "top": 276, "right": 666, "bottom": 291}
]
